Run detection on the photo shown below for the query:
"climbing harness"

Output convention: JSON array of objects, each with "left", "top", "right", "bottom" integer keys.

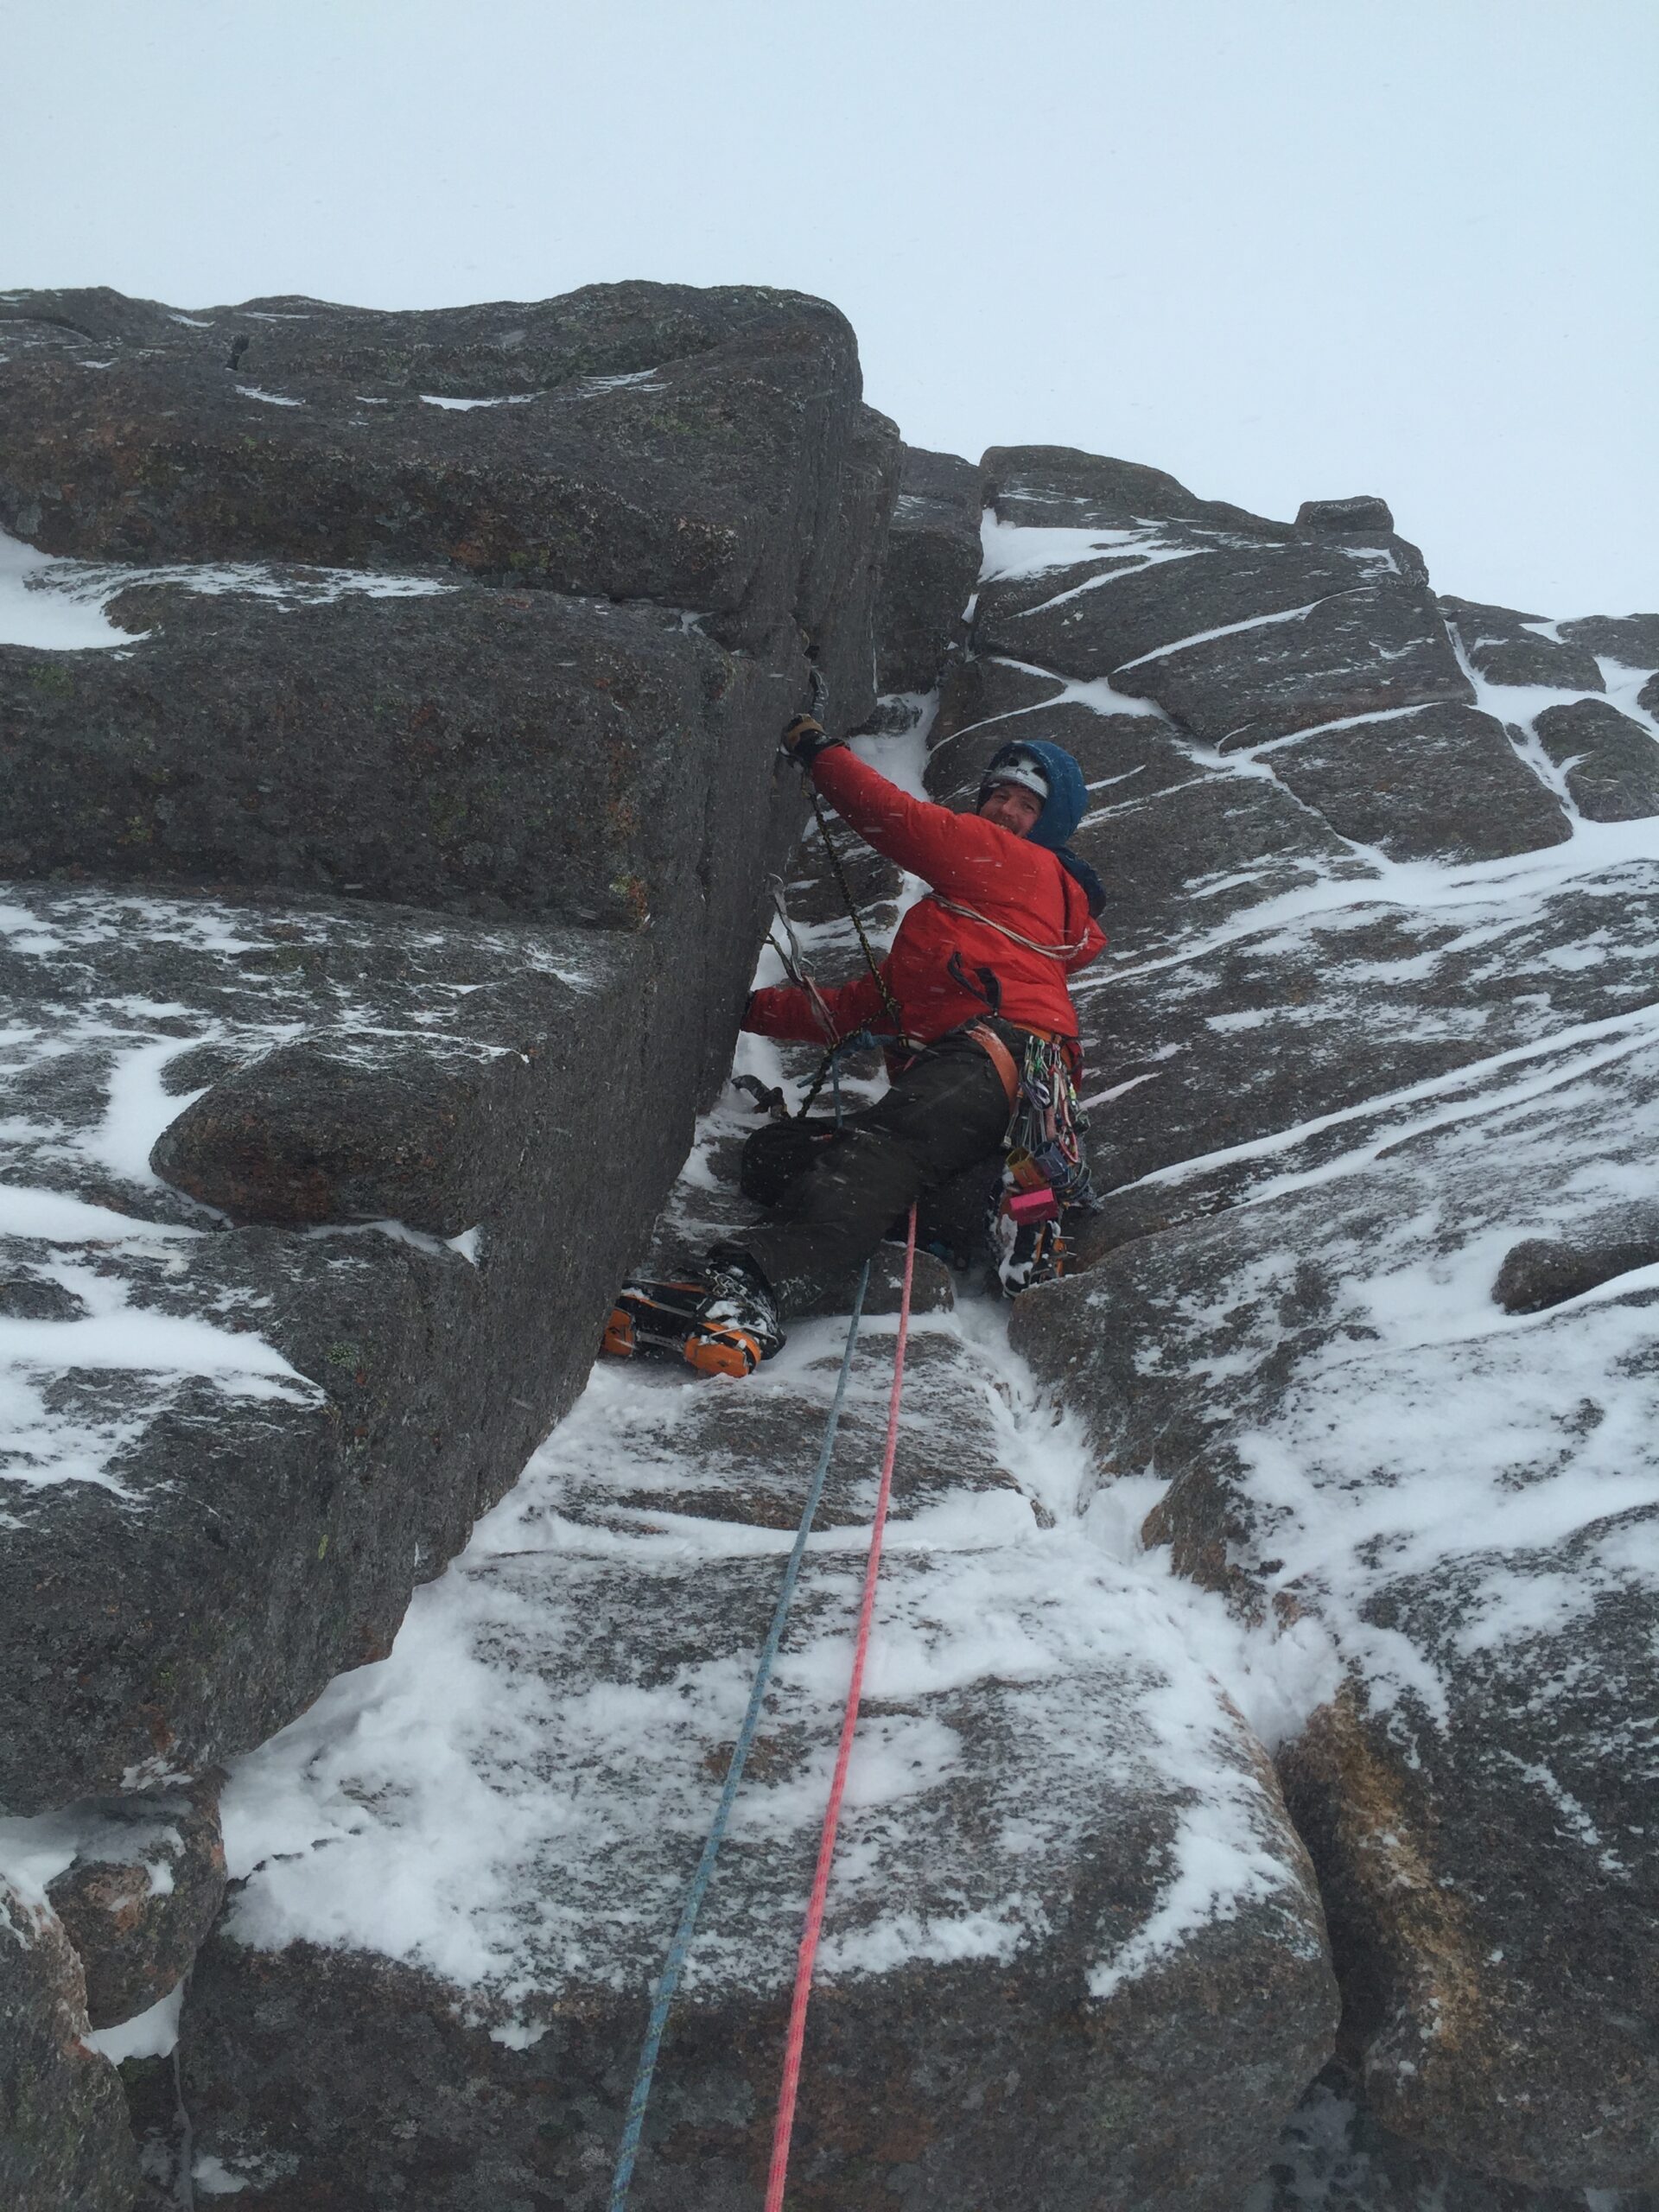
[{"left": 607, "top": 1253, "right": 874, "bottom": 2211}]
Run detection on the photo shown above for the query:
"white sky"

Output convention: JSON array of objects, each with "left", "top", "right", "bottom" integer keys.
[{"left": 4, "top": 0, "right": 1655, "bottom": 617}]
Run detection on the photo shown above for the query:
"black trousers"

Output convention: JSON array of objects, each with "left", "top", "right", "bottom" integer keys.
[{"left": 736, "top": 1027, "right": 1014, "bottom": 1316}]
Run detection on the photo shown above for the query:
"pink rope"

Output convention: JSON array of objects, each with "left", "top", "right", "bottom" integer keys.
[{"left": 764, "top": 1205, "right": 918, "bottom": 2212}]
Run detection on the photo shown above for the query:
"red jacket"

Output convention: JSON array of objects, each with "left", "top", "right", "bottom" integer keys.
[{"left": 745, "top": 747, "right": 1106, "bottom": 1050}]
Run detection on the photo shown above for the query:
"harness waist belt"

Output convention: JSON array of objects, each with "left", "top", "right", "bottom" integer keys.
[{"left": 964, "top": 1021, "right": 1021, "bottom": 1109}]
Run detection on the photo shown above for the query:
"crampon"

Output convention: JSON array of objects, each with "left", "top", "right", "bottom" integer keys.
[{"left": 601, "top": 1271, "right": 783, "bottom": 1379}]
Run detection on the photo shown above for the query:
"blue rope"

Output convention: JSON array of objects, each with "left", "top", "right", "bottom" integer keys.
[{"left": 608, "top": 1259, "right": 872, "bottom": 2209}]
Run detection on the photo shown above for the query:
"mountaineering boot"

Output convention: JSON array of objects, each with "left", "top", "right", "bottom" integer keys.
[{"left": 601, "top": 1248, "right": 785, "bottom": 1378}]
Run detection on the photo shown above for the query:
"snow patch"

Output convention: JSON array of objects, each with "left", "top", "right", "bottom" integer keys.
[{"left": 84, "top": 1980, "right": 184, "bottom": 2063}]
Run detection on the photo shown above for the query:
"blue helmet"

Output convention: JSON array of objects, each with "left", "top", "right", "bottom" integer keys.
[{"left": 980, "top": 739, "right": 1088, "bottom": 850}]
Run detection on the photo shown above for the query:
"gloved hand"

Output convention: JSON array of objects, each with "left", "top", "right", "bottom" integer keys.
[{"left": 780, "top": 712, "right": 843, "bottom": 766}]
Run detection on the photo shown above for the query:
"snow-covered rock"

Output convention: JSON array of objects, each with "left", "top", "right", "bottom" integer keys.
[
  {"left": 0, "top": 277, "right": 895, "bottom": 1834},
  {"left": 982, "top": 448, "right": 1659, "bottom": 2185},
  {"left": 43, "top": 1773, "right": 225, "bottom": 2031},
  {"left": 181, "top": 1285, "right": 1335, "bottom": 2209},
  {"left": 871, "top": 442, "right": 982, "bottom": 698},
  {"left": 6, "top": 277, "right": 1659, "bottom": 2204},
  {"left": 0, "top": 1874, "right": 137, "bottom": 2210},
  {"left": 0, "top": 283, "right": 898, "bottom": 721},
  {"left": 1, "top": 574, "right": 804, "bottom": 938},
  {"left": 0, "top": 887, "right": 677, "bottom": 1813}
]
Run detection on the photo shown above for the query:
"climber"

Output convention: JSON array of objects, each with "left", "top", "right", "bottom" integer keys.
[{"left": 602, "top": 716, "right": 1107, "bottom": 1376}]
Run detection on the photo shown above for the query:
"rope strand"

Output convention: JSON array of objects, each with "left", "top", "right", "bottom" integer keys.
[
  {"left": 607, "top": 1260, "right": 873, "bottom": 2211},
  {"left": 764, "top": 1205, "right": 918, "bottom": 2209},
  {"left": 807, "top": 782, "right": 906, "bottom": 1037}
]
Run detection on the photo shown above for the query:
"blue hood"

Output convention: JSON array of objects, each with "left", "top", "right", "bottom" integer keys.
[{"left": 982, "top": 738, "right": 1088, "bottom": 849}]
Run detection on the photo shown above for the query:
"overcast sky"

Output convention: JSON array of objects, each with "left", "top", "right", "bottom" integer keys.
[{"left": 5, "top": 1, "right": 1654, "bottom": 616}]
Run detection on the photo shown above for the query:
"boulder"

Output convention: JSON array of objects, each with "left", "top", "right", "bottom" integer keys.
[
  {"left": 0, "top": 283, "right": 900, "bottom": 722},
  {"left": 151, "top": 1032, "right": 539, "bottom": 1233},
  {"left": 0, "top": 1879, "right": 138, "bottom": 2211},
  {"left": 1263, "top": 701, "right": 1572, "bottom": 860},
  {"left": 981, "top": 444, "right": 1261, "bottom": 531},
  {"left": 973, "top": 452, "right": 1475, "bottom": 754},
  {"left": 1439, "top": 596, "right": 1605, "bottom": 693},
  {"left": 1295, "top": 497, "right": 1395, "bottom": 535},
  {"left": 1532, "top": 697, "right": 1659, "bottom": 820},
  {"left": 0, "top": 884, "right": 726, "bottom": 1813},
  {"left": 872, "top": 444, "right": 982, "bottom": 697},
  {"left": 45, "top": 1773, "right": 226, "bottom": 2027},
  {"left": 1558, "top": 612, "right": 1659, "bottom": 668},
  {"left": 1492, "top": 1209, "right": 1659, "bottom": 1312}
]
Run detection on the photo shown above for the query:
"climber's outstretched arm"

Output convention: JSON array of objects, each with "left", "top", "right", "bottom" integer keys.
[{"left": 743, "top": 969, "right": 887, "bottom": 1046}]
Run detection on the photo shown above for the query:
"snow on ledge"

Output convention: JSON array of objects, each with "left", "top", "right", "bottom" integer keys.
[
  {"left": 83, "top": 1980, "right": 184, "bottom": 2064},
  {"left": 0, "top": 526, "right": 455, "bottom": 651}
]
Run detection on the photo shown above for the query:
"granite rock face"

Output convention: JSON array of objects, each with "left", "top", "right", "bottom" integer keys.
[
  {"left": 0, "top": 281, "right": 895, "bottom": 1834},
  {"left": 1559, "top": 612, "right": 1659, "bottom": 666},
  {"left": 45, "top": 1774, "right": 226, "bottom": 2028},
  {"left": 973, "top": 453, "right": 1659, "bottom": 2194},
  {"left": 181, "top": 1262, "right": 1336, "bottom": 2210},
  {"left": 1532, "top": 696, "right": 1659, "bottom": 820},
  {"left": 1439, "top": 595, "right": 1606, "bottom": 692},
  {"left": 0, "top": 884, "right": 747, "bottom": 1814},
  {"left": 871, "top": 442, "right": 982, "bottom": 697},
  {"left": 1243, "top": 2064, "right": 1648, "bottom": 2212},
  {"left": 975, "top": 445, "right": 1502, "bottom": 760},
  {"left": 0, "top": 1880, "right": 137, "bottom": 2211},
  {"left": 7, "top": 316, "right": 1659, "bottom": 2204},
  {"left": 1012, "top": 995, "right": 1659, "bottom": 2188},
  {"left": 164, "top": 774, "right": 1337, "bottom": 2208},
  {"left": 0, "top": 578, "right": 799, "bottom": 929},
  {"left": 0, "top": 283, "right": 899, "bottom": 719}
]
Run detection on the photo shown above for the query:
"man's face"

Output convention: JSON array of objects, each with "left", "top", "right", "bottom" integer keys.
[{"left": 977, "top": 781, "right": 1043, "bottom": 837}]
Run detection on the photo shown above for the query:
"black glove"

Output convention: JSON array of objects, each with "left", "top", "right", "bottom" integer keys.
[{"left": 780, "top": 713, "right": 844, "bottom": 766}]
